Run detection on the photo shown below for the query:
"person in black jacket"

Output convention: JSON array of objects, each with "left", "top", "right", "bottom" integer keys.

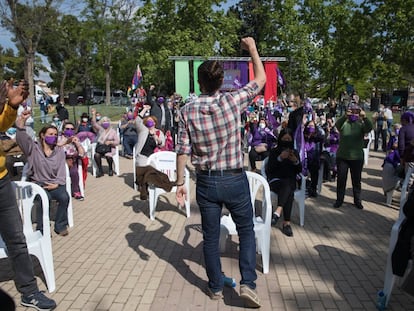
[
  {"left": 266, "top": 128, "right": 302, "bottom": 237},
  {"left": 146, "top": 85, "right": 172, "bottom": 134},
  {"left": 56, "top": 101, "right": 69, "bottom": 122}
]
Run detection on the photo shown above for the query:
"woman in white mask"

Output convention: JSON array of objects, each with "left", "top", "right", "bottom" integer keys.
[{"left": 247, "top": 117, "right": 277, "bottom": 172}]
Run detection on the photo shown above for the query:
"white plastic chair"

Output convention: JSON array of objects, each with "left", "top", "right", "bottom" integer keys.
[
  {"left": 382, "top": 166, "right": 414, "bottom": 306},
  {"left": 0, "top": 181, "right": 56, "bottom": 292},
  {"left": 363, "top": 130, "right": 374, "bottom": 166},
  {"left": 219, "top": 171, "right": 272, "bottom": 274},
  {"left": 91, "top": 142, "right": 120, "bottom": 176},
  {"left": 133, "top": 145, "right": 137, "bottom": 190},
  {"left": 261, "top": 157, "right": 306, "bottom": 226},
  {"left": 383, "top": 163, "right": 402, "bottom": 206},
  {"left": 146, "top": 151, "right": 190, "bottom": 220},
  {"left": 65, "top": 164, "right": 76, "bottom": 228},
  {"left": 21, "top": 163, "right": 74, "bottom": 228}
]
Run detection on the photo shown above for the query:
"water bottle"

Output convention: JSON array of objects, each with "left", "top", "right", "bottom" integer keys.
[
  {"left": 376, "top": 290, "right": 386, "bottom": 311},
  {"left": 223, "top": 275, "right": 236, "bottom": 288}
]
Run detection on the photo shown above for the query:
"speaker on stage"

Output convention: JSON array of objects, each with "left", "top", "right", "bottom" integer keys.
[{"left": 69, "top": 93, "right": 77, "bottom": 106}]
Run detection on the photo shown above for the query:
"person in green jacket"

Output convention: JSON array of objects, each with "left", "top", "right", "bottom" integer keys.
[{"left": 333, "top": 103, "right": 373, "bottom": 209}]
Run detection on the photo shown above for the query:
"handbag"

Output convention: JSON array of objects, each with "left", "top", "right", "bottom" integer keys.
[{"left": 95, "top": 142, "right": 111, "bottom": 155}]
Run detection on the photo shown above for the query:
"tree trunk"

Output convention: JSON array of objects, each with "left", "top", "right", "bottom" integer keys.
[
  {"left": 25, "top": 51, "right": 36, "bottom": 105},
  {"left": 60, "top": 70, "right": 67, "bottom": 103},
  {"left": 105, "top": 66, "right": 111, "bottom": 106}
]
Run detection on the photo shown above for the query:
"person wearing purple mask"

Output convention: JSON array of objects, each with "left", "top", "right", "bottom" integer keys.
[
  {"left": 119, "top": 111, "right": 137, "bottom": 159},
  {"left": 15, "top": 113, "right": 70, "bottom": 237},
  {"left": 303, "top": 120, "right": 325, "bottom": 197},
  {"left": 91, "top": 108, "right": 119, "bottom": 177},
  {"left": 134, "top": 105, "right": 165, "bottom": 198},
  {"left": 58, "top": 122, "right": 85, "bottom": 200},
  {"left": 333, "top": 103, "right": 373, "bottom": 209}
]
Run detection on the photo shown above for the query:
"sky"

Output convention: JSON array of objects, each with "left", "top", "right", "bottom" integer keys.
[{"left": 0, "top": 0, "right": 239, "bottom": 81}]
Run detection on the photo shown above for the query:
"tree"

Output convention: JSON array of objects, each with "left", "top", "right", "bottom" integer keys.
[
  {"left": 0, "top": 0, "right": 59, "bottom": 104},
  {"left": 0, "top": 46, "right": 24, "bottom": 78},
  {"left": 82, "top": 0, "right": 137, "bottom": 105},
  {"left": 136, "top": 0, "right": 241, "bottom": 94},
  {"left": 38, "top": 14, "right": 92, "bottom": 101}
]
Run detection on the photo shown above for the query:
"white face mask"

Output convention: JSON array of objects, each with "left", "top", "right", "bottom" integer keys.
[
  {"left": 259, "top": 123, "right": 266, "bottom": 129},
  {"left": 82, "top": 118, "right": 88, "bottom": 122}
]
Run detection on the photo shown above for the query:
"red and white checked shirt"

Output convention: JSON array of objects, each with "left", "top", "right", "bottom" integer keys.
[{"left": 175, "top": 81, "right": 260, "bottom": 171}]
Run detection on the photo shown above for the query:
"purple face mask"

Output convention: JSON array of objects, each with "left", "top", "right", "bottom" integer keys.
[
  {"left": 348, "top": 115, "right": 359, "bottom": 122},
  {"left": 102, "top": 122, "right": 111, "bottom": 129},
  {"left": 146, "top": 120, "right": 155, "bottom": 128},
  {"left": 44, "top": 135, "right": 57, "bottom": 146},
  {"left": 64, "top": 129, "right": 75, "bottom": 137},
  {"left": 307, "top": 127, "right": 316, "bottom": 133},
  {"left": 127, "top": 114, "right": 134, "bottom": 120}
]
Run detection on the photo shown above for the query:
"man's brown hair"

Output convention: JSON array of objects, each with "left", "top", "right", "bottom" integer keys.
[{"left": 197, "top": 60, "right": 224, "bottom": 94}]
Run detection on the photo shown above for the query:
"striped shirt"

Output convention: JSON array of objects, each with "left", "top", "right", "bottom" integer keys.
[{"left": 175, "top": 81, "right": 260, "bottom": 171}]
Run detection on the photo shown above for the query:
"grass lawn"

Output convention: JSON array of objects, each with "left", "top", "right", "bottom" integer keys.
[{"left": 30, "top": 104, "right": 129, "bottom": 134}]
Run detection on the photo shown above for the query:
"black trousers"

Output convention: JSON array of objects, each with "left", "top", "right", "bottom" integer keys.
[
  {"left": 0, "top": 174, "right": 38, "bottom": 295},
  {"left": 374, "top": 127, "right": 387, "bottom": 151},
  {"left": 336, "top": 157, "right": 364, "bottom": 204},
  {"left": 248, "top": 148, "right": 269, "bottom": 170},
  {"left": 269, "top": 178, "right": 296, "bottom": 221}
]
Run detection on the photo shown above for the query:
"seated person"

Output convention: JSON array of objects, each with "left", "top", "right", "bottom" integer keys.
[
  {"left": 15, "top": 113, "right": 70, "bottom": 236},
  {"left": 1, "top": 127, "right": 27, "bottom": 181},
  {"left": 76, "top": 112, "right": 96, "bottom": 142},
  {"left": 134, "top": 104, "right": 166, "bottom": 199},
  {"left": 58, "top": 122, "right": 85, "bottom": 200},
  {"left": 119, "top": 111, "right": 137, "bottom": 159},
  {"left": 266, "top": 128, "right": 302, "bottom": 237},
  {"left": 51, "top": 113, "right": 63, "bottom": 132},
  {"left": 382, "top": 130, "right": 402, "bottom": 196},
  {"left": 91, "top": 108, "right": 120, "bottom": 177},
  {"left": 248, "top": 117, "right": 276, "bottom": 171}
]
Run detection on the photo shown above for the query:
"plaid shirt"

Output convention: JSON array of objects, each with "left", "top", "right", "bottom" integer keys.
[{"left": 175, "top": 81, "right": 260, "bottom": 171}]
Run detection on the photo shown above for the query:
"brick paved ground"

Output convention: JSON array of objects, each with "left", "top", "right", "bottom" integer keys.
[{"left": 1, "top": 150, "right": 414, "bottom": 310}]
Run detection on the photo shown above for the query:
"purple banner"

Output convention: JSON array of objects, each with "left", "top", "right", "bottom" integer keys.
[{"left": 220, "top": 61, "right": 248, "bottom": 91}]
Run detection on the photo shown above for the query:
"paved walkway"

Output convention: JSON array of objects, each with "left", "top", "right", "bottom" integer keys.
[{"left": 1, "top": 150, "right": 414, "bottom": 310}]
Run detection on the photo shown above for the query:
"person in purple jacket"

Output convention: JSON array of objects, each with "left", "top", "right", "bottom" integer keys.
[
  {"left": 16, "top": 112, "right": 69, "bottom": 237},
  {"left": 399, "top": 111, "right": 414, "bottom": 170},
  {"left": 247, "top": 117, "right": 277, "bottom": 171}
]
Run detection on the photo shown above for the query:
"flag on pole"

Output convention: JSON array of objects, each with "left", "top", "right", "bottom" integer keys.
[
  {"left": 131, "top": 64, "right": 142, "bottom": 90},
  {"left": 276, "top": 67, "right": 286, "bottom": 89}
]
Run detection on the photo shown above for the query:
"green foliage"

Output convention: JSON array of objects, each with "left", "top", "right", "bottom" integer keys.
[{"left": 1, "top": 0, "right": 413, "bottom": 101}]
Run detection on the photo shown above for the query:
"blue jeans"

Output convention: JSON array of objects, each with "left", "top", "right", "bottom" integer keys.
[
  {"left": 0, "top": 175, "right": 38, "bottom": 295},
  {"left": 196, "top": 172, "right": 257, "bottom": 292},
  {"left": 123, "top": 134, "right": 138, "bottom": 156},
  {"left": 36, "top": 185, "right": 69, "bottom": 233}
]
